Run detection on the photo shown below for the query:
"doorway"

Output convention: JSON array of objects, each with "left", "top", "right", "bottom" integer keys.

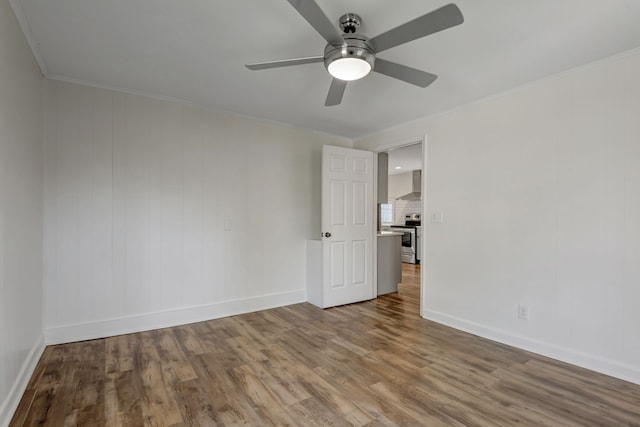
[{"left": 378, "top": 140, "right": 425, "bottom": 314}]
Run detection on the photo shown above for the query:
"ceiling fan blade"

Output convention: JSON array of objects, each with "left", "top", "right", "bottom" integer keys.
[
  {"left": 373, "top": 59, "right": 438, "bottom": 88},
  {"left": 325, "top": 79, "right": 347, "bottom": 106},
  {"left": 246, "top": 56, "right": 324, "bottom": 70},
  {"left": 286, "top": 0, "right": 344, "bottom": 45},
  {"left": 369, "top": 3, "right": 464, "bottom": 53}
]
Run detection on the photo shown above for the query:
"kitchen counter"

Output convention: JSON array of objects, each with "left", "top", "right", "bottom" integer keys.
[
  {"left": 377, "top": 232, "right": 402, "bottom": 295},
  {"left": 377, "top": 231, "right": 404, "bottom": 237}
]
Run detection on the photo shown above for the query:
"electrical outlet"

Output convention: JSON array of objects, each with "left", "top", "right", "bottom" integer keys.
[
  {"left": 431, "top": 210, "right": 443, "bottom": 223},
  {"left": 518, "top": 304, "right": 529, "bottom": 320}
]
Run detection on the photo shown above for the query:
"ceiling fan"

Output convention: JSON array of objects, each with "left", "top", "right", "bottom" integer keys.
[{"left": 246, "top": 1, "right": 464, "bottom": 106}]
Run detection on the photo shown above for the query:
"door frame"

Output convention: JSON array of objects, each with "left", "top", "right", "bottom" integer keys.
[{"left": 372, "top": 134, "right": 427, "bottom": 317}]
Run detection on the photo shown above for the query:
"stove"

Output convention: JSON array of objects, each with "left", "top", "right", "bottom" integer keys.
[{"left": 389, "top": 215, "right": 421, "bottom": 264}]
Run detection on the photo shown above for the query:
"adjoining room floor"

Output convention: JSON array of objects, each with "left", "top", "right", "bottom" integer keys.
[
  {"left": 11, "top": 270, "right": 640, "bottom": 426},
  {"left": 397, "top": 262, "right": 420, "bottom": 315}
]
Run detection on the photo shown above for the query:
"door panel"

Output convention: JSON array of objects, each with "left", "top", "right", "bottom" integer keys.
[
  {"left": 329, "top": 153, "right": 346, "bottom": 172},
  {"left": 330, "top": 241, "right": 345, "bottom": 288},
  {"left": 322, "top": 145, "right": 374, "bottom": 308},
  {"left": 352, "top": 240, "right": 367, "bottom": 286},
  {"left": 352, "top": 182, "right": 366, "bottom": 225},
  {"left": 330, "top": 180, "right": 346, "bottom": 226},
  {"left": 352, "top": 157, "right": 367, "bottom": 174}
]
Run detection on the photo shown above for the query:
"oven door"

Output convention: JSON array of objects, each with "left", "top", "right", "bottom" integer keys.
[{"left": 389, "top": 227, "right": 416, "bottom": 264}]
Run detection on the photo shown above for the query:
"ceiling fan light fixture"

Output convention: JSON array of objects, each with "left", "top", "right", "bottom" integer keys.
[
  {"left": 327, "top": 57, "right": 371, "bottom": 81},
  {"left": 324, "top": 35, "right": 375, "bottom": 82}
]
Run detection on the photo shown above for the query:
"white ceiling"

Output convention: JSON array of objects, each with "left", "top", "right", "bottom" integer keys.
[
  {"left": 12, "top": 0, "right": 640, "bottom": 139},
  {"left": 387, "top": 143, "right": 422, "bottom": 175}
]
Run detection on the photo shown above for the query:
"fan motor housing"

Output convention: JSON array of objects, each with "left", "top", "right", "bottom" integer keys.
[
  {"left": 339, "top": 13, "right": 361, "bottom": 33},
  {"left": 323, "top": 34, "right": 376, "bottom": 73}
]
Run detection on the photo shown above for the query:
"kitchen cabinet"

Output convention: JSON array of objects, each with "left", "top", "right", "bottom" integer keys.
[{"left": 377, "top": 232, "right": 402, "bottom": 295}]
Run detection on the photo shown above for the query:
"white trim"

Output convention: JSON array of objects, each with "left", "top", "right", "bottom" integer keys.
[
  {"left": 372, "top": 152, "right": 379, "bottom": 299},
  {"left": 0, "top": 335, "right": 45, "bottom": 427},
  {"left": 8, "top": 0, "right": 47, "bottom": 76},
  {"left": 367, "top": 136, "right": 425, "bottom": 156},
  {"left": 419, "top": 134, "right": 428, "bottom": 318},
  {"left": 424, "top": 309, "right": 640, "bottom": 386},
  {"left": 371, "top": 135, "right": 426, "bottom": 314},
  {"left": 45, "top": 290, "right": 306, "bottom": 345}
]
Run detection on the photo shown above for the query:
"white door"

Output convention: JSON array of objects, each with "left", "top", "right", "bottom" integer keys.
[{"left": 321, "top": 145, "right": 374, "bottom": 308}]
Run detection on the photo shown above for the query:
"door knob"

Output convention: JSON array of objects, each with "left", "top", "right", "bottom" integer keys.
[{"left": 324, "top": 232, "right": 332, "bottom": 238}]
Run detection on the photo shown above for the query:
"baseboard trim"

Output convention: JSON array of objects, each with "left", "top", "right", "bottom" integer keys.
[
  {"left": 423, "top": 309, "right": 640, "bottom": 386},
  {"left": 0, "top": 334, "right": 45, "bottom": 427},
  {"left": 45, "top": 289, "right": 307, "bottom": 345}
]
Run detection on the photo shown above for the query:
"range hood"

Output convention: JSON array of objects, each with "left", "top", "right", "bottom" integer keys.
[{"left": 396, "top": 170, "right": 422, "bottom": 201}]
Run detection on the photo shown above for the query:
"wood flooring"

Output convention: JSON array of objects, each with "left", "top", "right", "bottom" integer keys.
[{"left": 11, "top": 264, "right": 640, "bottom": 426}]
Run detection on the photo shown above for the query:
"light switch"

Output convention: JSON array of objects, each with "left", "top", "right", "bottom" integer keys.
[
  {"left": 431, "top": 211, "right": 443, "bottom": 223},
  {"left": 224, "top": 219, "right": 233, "bottom": 231}
]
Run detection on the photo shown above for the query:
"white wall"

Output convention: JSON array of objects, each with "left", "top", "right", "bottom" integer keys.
[
  {"left": 387, "top": 172, "right": 413, "bottom": 202},
  {"left": 355, "top": 49, "right": 640, "bottom": 384},
  {"left": 0, "top": 0, "right": 44, "bottom": 424},
  {"left": 388, "top": 172, "right": 422, "bottom": 225},
  {"left": 43, "top": 79, "right": 350, "bottom": 343}
]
